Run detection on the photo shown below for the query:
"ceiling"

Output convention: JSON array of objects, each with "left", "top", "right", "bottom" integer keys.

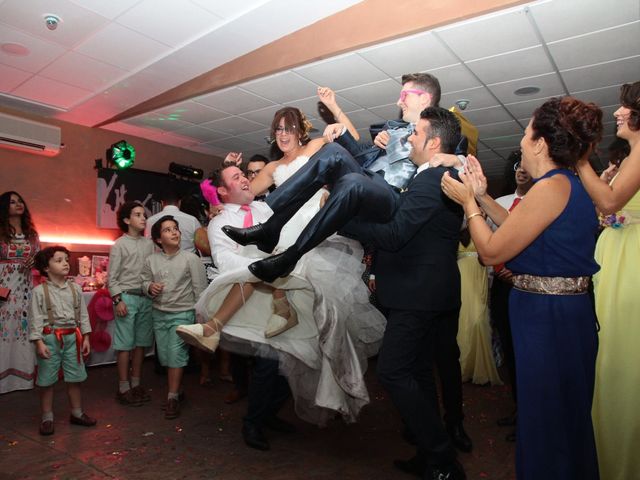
[{"left": 1, "top": 0, "right": 638, "bottom": 177}]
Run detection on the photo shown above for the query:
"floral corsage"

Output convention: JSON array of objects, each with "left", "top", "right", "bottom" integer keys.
[{"left": 599, "top": 212, "right": 628, "bottom": 229}]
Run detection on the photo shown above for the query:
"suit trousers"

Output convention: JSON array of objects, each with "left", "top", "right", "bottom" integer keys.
[
  {"left": 266, "top": 143, "right": 399, "bottom": 255},
  {"left": 243, "top": 356, "right": 290, "bottom": 428},
  {"left": 377, "top": 308, "right": 459, "bottom": 466}
]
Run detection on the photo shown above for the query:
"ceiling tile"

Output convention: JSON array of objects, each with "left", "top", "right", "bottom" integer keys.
[
  {"left": 39, "top": 51, "right": 127, "bottom": 91},
  {"left": 116, "top": 0, "right": 222, "bottom": 48},
  {"left": 369, "top": 104, "right": 402, "bottom": 122},
  {"left": 201, "top": 116, "right": 265, "bottom": 136},
  {"left": 0, "top": 0, "right": 109, "bottom": 48},
  {"left": 549, "top": 22, "right": 640, "bottom": 70},
  {"left": 156, "top": 101, "right": 230, "bottom": 124},
  {"left": 504, "top": 97, "right": 547, "bottom": 120},
  {"left": 359, "top": 31, "right": 458, "bottom": 78},
  {"left": 173, "top": 124, "right": 230, "bottom": 143},
  {"left": 75, "top": 22, "right": 169, "bottom": 70},
  {"left": 429, "top": 63, "right": 481, "bottom": 94},
  {"left": 0, "top": 64, "right": 31, "bottom": 92},
  {"left": 341, "top": 109, "right": 386, "bottom": 130},
  {"left": 236, "top": 128, "right": 271, "bottom": 147},
  {"left": 124, "top": 114, "right": 194, "bottom": 133},
  {"left": 562, "top": 56, "right": 640, "bottom": 93},
  {"left": 460, "top": 106, "right": 512, "bottom": 126},
  {"left": 12, "top": 75, "right": 92, "bottom": 109},
  {"left": 488, "top": 73, "right": 565, "bottom": 105},
  {"left": 467, "top": 46, "right": 554, "bottom": 85},
  {"left": 481, "top": 134, "right": 522, "bottom": 150},
  {"left": 440, "top": 87, "right": 498, "bottom": 111},
  {"left": 238, "top": 105, "right": 283, "bottom": 126},
  {"left": 68, "top": 0, "right": 141, "bottom": 20},
  {"left": 196, "top": 87, "right": 276, "bottom": 115},
  {"left": 284, "top": 96, "right": 323, "bottom": 121},
  {"left": 294, "top": 53, "right": 388, "bottom": 91},
  {"left": 477, "top": 120, "right": 523, "bottom": 139},
  {"left": 243, "top": 71, "right": 318, "bottom": 103},
  {"left": 572, "top": 85, "right": 623, "bottom": 109},
  {"left": 204, "top": 136, "right": 265, "bottom": 153},
  {"left": 336, "top": 79, "right": 401, "bottom": 109},
  {"left": 435, "top": 8, "right": 538, "bottom": 61},
  {"left": 0, "top": 25, "right": 66, "bottom": 73},
  {"left": 530, "top": 0, "right": 640, "bottom": 43},
  {"left": 189, "top": 0, "right": 268, "bottom": 20}
]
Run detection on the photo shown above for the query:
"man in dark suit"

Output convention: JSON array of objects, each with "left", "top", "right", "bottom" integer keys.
[
  {"left": 227, "top": 107, "right": 466, "bottom": 478},
  {"left": 341, "top": 107, "right": 465, "bottom": 480}
]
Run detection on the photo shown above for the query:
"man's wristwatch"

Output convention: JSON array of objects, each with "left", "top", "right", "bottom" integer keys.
[{"left": 112, "top": 296, "right": 122, "bottom": 306}]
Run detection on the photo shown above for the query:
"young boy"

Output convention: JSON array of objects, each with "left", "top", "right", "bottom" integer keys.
[
  {"left": 142, "top": 215, "right": 206, "bottom": 419},
  {"left": 108, "top": 201, "right": 155, "bottom": 406},
  {"left": 29, "top": 246, "right": 96, "bottom": 435}
]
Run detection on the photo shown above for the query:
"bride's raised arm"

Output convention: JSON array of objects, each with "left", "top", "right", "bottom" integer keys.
[{"left": 248, "top": 161, "right": 278, "bottom": 196}]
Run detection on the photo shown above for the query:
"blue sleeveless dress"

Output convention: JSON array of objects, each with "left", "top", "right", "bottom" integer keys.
[{"left": 506, "top": 169, "right": 600, "bottom": 480}]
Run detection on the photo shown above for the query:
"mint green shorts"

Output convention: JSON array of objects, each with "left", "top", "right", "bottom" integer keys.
[
  {"left": 113, "top": 293, "right": 153, "bottom": 351},
  {"left": 152, "top": 309, "right": 194, "bottom": 368},
  {"left": 36, "top": 330, "right": 87, "bottom": 387}
]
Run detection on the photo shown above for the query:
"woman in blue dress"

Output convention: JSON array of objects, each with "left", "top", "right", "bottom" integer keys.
[{"left": 441, "top": 97, "right": 603, "bottom": 479}]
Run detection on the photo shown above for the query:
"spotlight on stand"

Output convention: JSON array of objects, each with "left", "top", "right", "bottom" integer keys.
[
  {"left": 106, "top": 140, "right": 135, "bottom": 169},
  {"left": 169, "top": 162, "right": 204, "bottom": 180}
]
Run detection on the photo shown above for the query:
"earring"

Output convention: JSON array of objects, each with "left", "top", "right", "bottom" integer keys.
[{"left": 298, "top": 140, "right": 302, "bottom": 146}]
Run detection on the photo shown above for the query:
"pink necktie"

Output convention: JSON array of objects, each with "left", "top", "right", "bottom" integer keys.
[{"left": 240, "top": 205, "right": 253, "bottom": 228}]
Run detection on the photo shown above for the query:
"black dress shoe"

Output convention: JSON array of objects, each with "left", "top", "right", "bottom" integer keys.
[
  {"left": 242, "top": 423, "right": 270, "bottom": 451},
  {"left": 222, "top": 224, "right": 278, "bottom": 254},
  {"left": 496, "top": 412, "right": 517, "bottom": 427},
  {"left": 249, "top": 251, "right": 298, "bottom": 283},
  {"left": 393, "top": 455, "right": 426, "bottom": 477},
  {"left": 426, "top": 460, "right": 466, "bottom": 480},
  {"left": 447, "top": 423, "right": 472, "bottom": 453},
  {"left": 263, "top": 416, "right": 296, "bottom": 434}
]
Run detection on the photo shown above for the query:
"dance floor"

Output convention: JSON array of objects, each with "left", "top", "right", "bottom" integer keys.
[{"left": 0, "top": 357, "right": 515, "bottom": 479}]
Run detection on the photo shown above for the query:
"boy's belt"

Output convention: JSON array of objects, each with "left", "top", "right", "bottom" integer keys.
[
  {"left": 42, "top": 326, "right": 83, "bottom": 363},
  {"left": 124, "top": 289, "right": 144, "bottom": 296}
]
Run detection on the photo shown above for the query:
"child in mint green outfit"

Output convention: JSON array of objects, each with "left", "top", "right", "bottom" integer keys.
[
  {"left": 29, "top": 246, "right": 96, "bottom": 436},
  {"left": 142, "top": 215, "right": 206, "bottom": 419},
  {"left": 108, "top": 201, "right": 155, "bottom": 406}
]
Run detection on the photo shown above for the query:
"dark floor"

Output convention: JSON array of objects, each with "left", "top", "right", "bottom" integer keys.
[{"left": 0, "top": 357, "right": 516, "bottom": 479}]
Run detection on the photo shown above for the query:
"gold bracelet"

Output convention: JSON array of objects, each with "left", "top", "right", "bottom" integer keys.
[{"left": 466, "top": 212, "right": 483, "bottom": 221}]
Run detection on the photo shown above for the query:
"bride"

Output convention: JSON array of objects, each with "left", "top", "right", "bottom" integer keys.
[{"left": 190, "top": 107, "right": 386, "bottom": 425}]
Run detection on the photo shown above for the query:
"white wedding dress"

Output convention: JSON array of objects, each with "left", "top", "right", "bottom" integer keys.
[{"left": 195, "top": 155, "right": 386, "bottom": 425}]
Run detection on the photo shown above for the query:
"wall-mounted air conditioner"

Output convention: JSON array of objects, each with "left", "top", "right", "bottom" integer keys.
[{"left": 0, "top": 112, "right": 61, "bottom": 157}]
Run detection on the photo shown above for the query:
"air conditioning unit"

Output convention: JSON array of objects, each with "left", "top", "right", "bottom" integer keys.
[{"left": 0, "top": 112, "right": 61, "bottom": 157}]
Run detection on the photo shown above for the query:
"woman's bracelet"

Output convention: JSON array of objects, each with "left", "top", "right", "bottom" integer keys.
[{"left": 466, "top": 212, "right": 483, "bottom": 222}]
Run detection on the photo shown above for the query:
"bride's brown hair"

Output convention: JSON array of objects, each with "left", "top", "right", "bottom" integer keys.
[{"left": 270, "top": 107, "right": 312, "bottom": 146}]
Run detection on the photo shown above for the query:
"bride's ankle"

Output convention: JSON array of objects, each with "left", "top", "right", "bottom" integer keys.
[
  {"left": 272, "top": 296, "right": 291, "bottom": 319},
  {"left": 204, "top": 319, "right": 224, "bottom": 336}
]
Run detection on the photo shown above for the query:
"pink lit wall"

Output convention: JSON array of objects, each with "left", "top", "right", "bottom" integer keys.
[{"left": 0, "top": 106, "right": 221, "bottom": 248}]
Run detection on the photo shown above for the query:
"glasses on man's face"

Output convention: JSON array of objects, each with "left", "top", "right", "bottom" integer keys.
[
  {"left": 274, "top": 125, "right": 296, "bottom": 136},
  {"left": 398, "top": 89, "right": 428, "bottom": 103},
  {"left": 246, "top": 169, "right": 261, "bottom": 177}
]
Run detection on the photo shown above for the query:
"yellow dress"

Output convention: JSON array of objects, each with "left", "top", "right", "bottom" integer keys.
[
  {"left": 592, "top": 188, "right": 640, "bottom": 480},
  {"left": 456, "top": 241, "right": 502, "bottom": 385}
]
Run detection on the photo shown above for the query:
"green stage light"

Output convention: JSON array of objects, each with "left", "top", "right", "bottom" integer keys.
[{"left": 107, "top": 140, "right": 135, "bottom": 169}]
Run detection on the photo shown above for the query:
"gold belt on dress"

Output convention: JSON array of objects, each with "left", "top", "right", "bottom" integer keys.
[{"left": 512, "top": 274, "right": 590, "bottom": 295}]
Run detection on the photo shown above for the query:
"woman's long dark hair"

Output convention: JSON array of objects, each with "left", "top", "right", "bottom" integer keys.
[{"left": 0, "top": 191, "right": 38, "bottom": 242}]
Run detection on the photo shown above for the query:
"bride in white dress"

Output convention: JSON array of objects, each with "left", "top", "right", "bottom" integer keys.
[{"left": 193, "top": 107, "right": 386, "bottom": 425}]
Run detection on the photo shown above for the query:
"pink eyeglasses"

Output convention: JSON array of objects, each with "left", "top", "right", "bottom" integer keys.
[{"left": 398, "top": 89, "right": 429, "bottom": 103}]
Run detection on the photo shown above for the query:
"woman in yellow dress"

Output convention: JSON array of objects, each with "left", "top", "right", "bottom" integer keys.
[
  {"left": 456, "top": 232, "right": 502, "bottom": 386},
  {"left": 576, "top": 81, "right": 640, "bottom": 480}
]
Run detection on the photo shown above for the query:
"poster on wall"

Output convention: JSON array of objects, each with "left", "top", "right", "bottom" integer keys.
[{"left": 96, "top": 168, "right": 199, "bottom": 229}]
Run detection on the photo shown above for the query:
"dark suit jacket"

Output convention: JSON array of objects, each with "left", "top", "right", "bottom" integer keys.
[{"left": 343, "top": 166, "right": 463, "bottom": 312}]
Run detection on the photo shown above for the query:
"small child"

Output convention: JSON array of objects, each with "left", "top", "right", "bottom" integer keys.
[
  {"left": 29, "top": 246, "right": 96, "bottom": 435},
  {"left": 142, "top": 215, "right": 207, "bottom": 419},
  {"left": 108, "top": 201, "right": 155, "bottom": 406}
]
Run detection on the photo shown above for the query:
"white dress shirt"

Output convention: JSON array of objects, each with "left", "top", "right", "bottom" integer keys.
[{"left": 208, "top": 201, "right": 273, "bottom": 273}]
